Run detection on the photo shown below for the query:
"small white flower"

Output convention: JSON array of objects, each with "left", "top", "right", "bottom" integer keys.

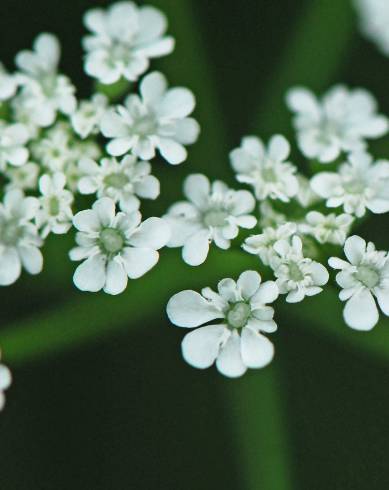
[
  {"left": 0, "top": 189, "right": 42, "bottom": 285},
  {"left": 71, "top": 93, "right": 108, "bottom": 139},
  {"left": 15, "top": 33, "right": 76, "bottom": 127},
  {"left": 286, "top": 85, "right": 388, "bottom": 163},
  {"left": 83, "top": 1, "right": 174, "bottom": 84},
  {"left": 100, "top": 71, "right": 200, "bottom": 164},
  {"left": 164, "top": 174, "right": 256, "bottom": 266},
  {"left": 78, "top": 155, "right": 159, "bottom": 212},
  {"left": 311, "top": 152, "right": 389, "bottom": 217},
  {"left": 329, "top": 235, "right": 389, "bottom": 330},
  {"left": 31, "top": 123, "right": 74, "bottom": 172},
  {"left": 243, "top": 222, "right": 297, "bottom": 266},
  {"left": 5, "top": 162, "right": 40, "bottom": 191},
  {"left": 36, "top": 173, "right": 74, "bottom": 238},
  {"left": 0, "top": 122, "right": 29, "bottom": 169},
  {"left": 354, "top": 0, "right": 389, "bottom": 55},
  {"left": 229, "top": 134, "right": 299, "bottom": 202},
  {"left": 299, "top": 211, "right": 354, "bottom": 245},
  {"left": 70, "top": 197, "right": 170, "bottom": 295},
  {"left": 0, "top": 352, "right": 12, "bottom": 411},
  {"left": 167, "top": 270, "right": 279, "bottom": 378},
  {"left": 0, "top": 63, "right": 18, "bottom": 101},
  {"left": 270, "top": 235, "right": 329, "bottom": 302}
]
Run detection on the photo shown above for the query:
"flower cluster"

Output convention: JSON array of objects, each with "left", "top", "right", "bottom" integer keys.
[{"left": 1, "top": 1, "right": 389, "bottom": 409}]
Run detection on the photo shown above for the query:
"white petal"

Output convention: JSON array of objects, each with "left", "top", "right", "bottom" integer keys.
[
  {"left": 251, "top": 281, "right": 279, "bottom": 305},
  {"left": 93, "top": 197, "right": 115, "bottom": 227},
  {"left": 216, "top": 332, "right": 246, "bottom": 378},
  {"left": 0, "top": 364, "right": 12, "bottom": 391},
  {"left": 157, "top": 138, "right": 187, "bottom": 164},
  {"left": 167, "top": 290, "right": 222, "bottom": 328},
  {"left": 344, "top": 289, "right": 379, "bottom": 331},
  {"left": 268, "top": 134, "right": 290, "bottom": 161},
  {"left": 18, "top": 246, "right": 43, "bottom": 275},
  {"left": 181, "top": 325, "right": 227, "bottom": 369},
  {"left": 183, "top": 173, "right": 210, "bottom": 207},
  {"left": 310, "top": 261, "right": 329, "bottom": 286},
  {"left": 137, "top": 6, "right": 168, "bottom": 43},
  {"left": 241, "top": 328, "right": 274, "bottom": 368},
  {"left": 139, "top": 71, "right": 167, "bottom": 105},
  {"left": 107, "top": 137, "right": 133, "bottom": 157},
  {"left": 344, "top": 235, "right": 366, "bottom": 265},
  {"left": 0, "top": 248, "right": 21, "bottom": 285},
  {"left": 129, "top": 217, "right": 170, "bottom": 250},
  {"left": 73, "top": 254, "right": 106, "bottom": 292},
  {"left": 310, "top": 173, "right": 339, "bottom": 199},
  {"left": 73, "top": 209, "right": 100, "bottom": 233},
  {"left": 237, "top": 270, "right": 261, "bottom": 300},
  {"left": 182, "top": 229, "right": 210, "bottom": 266},
  {"left": 104, "top": 259, "right": 128, "bottom": 295},
  {"left": 121, "top": 247, "right": 159, "bottom": 278},
  {"left": 158, "top": 88, "right": 195, "bottom": 118},
  {"left": 375, "top": 287, "right": 389, "bottom": 316},
  {"left": 174, "top": 118, "right": 200, "bottom": 145}
]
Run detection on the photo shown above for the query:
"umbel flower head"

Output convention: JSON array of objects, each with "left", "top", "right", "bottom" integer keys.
[
  {"left": 0, "top": 352, "right": 12, "bottom": 411},
  {"left": 70, "top": 197, "right": 170, "bottom": 295},
  {"left": 164, "top": 173, "right": 257, "bottom": 266},
  {"left": 167, "top": 271, "right": 279, "bottom": 378},
  {"left": 0, "top": 189, "right": 43, "bottom": 285},
  {"left": 329, "top": 235, "right": 389, "bottom": 330},
  {"left": 83, "top": 1, "right": 175, "bottom": 84},
  {"left": 286, "top": 85, "right": 388, "bottom": 163},
  {"left": 100, "top": 71, "right": 199, "bottom": 164},
  {"left": 229, "top": 134, "right": 299, "bottom": 202},
  {"left": 311, "top": 152, "right": 389, "bottom": 217}
]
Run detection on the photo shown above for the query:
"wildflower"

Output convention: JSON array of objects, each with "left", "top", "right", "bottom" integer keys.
[
  {"left": 164, "top": 174, "right": 256, "bottom": 266},
  {"left": 78, "top": 155, "right": 159, "bottom": 212},
  {"left": 71, "top": 93, "right": 108, "bottom": 139},
  {"left": 83, "top": 1, "right": 174, "bottom": 84},
  {"left": 100, "top": 71, "right": 199, "bottom": 164},
  {"left": 70, "top": 197, "right": 170, "bottom": 295},
  {"left": 167, "top": 271, "right": 279, "bottom": 378},
  {"left": 299, "top": 211, "right": 353, "bottom": 245},
  {"left": 0, "top": 353, "right": 12, "bottom": 411},
  {"left": 270, "top": 235, "right": 329, "bottom": 302},
  {"left": 229, "top": 134, "right": 299, "bottom": 202},
  {"left": 329, "top": 235, "right": 389, "bottom": 330},
  {"left": 311, "top": 152, "right": 389, "bottom": 217},
  {"left": 0, "top": 189, "right": 42, "bottom": 285},
  {"left": 286, "top": 85, "right": 388, "bottom": 162},
  {"left": 5, "top": 162, "right": 40, "bottom": 191}
]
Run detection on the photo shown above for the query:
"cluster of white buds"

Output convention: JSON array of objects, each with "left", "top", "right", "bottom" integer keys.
[{"left": 0, "top": 1, "right": 389, "bottom": 411}]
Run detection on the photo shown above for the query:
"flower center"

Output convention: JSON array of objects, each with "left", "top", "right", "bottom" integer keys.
[
  {"left": 48, "top": 196, "right": 60, "bottom": 216},
  {"left": 355, "top": 265, "right": 380, "bottom": 289},
  {"left": 288, "top": 261, "right": 304, "bottom": 282},
  {"left": 133, "top": 114, "right": 157, "bottom": 136},
  {"left": 203, "top": 210, "right": 228, "bottom": 227},
  {"left": 0, "top": 219, "right": 22, "bottom": 246},
  {"left": 227, "top": 302, "right": 251, "bottom": 329},
  {"left": 104, "top": 172, "right": 129, "bottom": 189},
  {"left": 262, "top": 166, "right": 278, "bottom": 183},
  {"left": 99, "top": 228, "right": 124, "bottom": 255},
  {"left": 343, "top": 178, "right": 365, "bottom": 195}
]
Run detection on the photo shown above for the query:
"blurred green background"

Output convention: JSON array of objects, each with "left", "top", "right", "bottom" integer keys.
[{"left": 1, "top": 0, "right": 389, "bottom": 488}]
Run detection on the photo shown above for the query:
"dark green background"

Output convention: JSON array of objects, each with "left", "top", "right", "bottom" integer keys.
[{"left": 0, "top": 0, "right": 389, "bottom": 489}]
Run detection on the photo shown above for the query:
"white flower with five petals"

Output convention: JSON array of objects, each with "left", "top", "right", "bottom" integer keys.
[
  {"left": 270, "top": 235, "right": 329, "bottom": 302},
  {"left": 100, "top": 71, "right": 200, "bottom": 164},
  {"left": 167, "top": 271, "right": 279, "bottom": 378},
  {"left": 164, "top": 174, "right": 256, "bottom": 266},
  {"left": 70, "top": 197, "right": 170, "bottom": 295},
  {"left": 83, "top": 1, "right": 174, "bottom": 84},
  {"left": 286, "top": 85, "right": 388, "bottom": 163},
  {"left": 311, "top": 152, "right": 389, "bottom": 217},
  {"left": 0, "top": 352, "right": 12, "bottom": 411},
  {"left": 229, "top": 135, "right": 299, "bottom": 202},
  {"left": 78, "top": 155, "right": 159, "bottom": 212},
  {"left": 0, "top": 189, "right": 43, "bottom": 285},
  {"left": 299, "top": 211, "right": 353, "bottom": 245},
  {"left": 329, "top": 235, "right": 389, "bottom": 330}
]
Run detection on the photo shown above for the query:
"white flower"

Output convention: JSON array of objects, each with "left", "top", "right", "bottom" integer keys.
[
  {"left": 36, "top": 173, "right": 74, "bottom": 238},
  {"left": 329, "top": 235, "right": 389, "bottom": 330},
  {"left": 0, "top": 352, "right": 12, "bottom": 411},
  {"left": 70, "top": 197, "right": 170, "bottom": 295},
  {"left": 5, "top": 162, "right": 40, "bottom": 191},
  {"left": 100, "top": 71, "right": 200, "bottom": 164},
  {"left": 0, "top": 63, "right": 18, "bottom": 101},
  {"left": 243, "top": 222, "right": 297, "bottom": 266},
  {"left": 0, "top": 189, "right": 42, "bottom": 285},
  {"left": 167, "top": 271, "right": 279, "bottom": 378},
  {"left": 83, "top": 1, "right": 174, "bottom": 84},
  {"left": 164, "top": 174, "right": 256, "bottom": 266},
  {"left": 286, "top": 85, "right": 388, "bottom": 163},
  {"left": 229, "top": 135, "right": 299, "bottom": 202},
  {"left": 71, "top": 93, "right": 108, "bottom": 139},
  {"left": 299, "top": 211, "right": 353, "bottom": 245},
  {"left": 311, "top": 152, "right": 389, "bottom": 217},
  {"left": 0, "top": 122, "right": 29, "bottom": 169},
  {"left": 270, "top": 235, "right": 329, "bottom": 302},
  {"left": 78, "top": 155, "right": 159, "bottom": 212},
  {"left": 31, "top": 123, "right": 74, "bottom": 172},
  {"left": 15, "top": 33, "right": 76, "bottom": 127},
  {"left": 354, "top": 0, "right": 389, "bottom": 55}
]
